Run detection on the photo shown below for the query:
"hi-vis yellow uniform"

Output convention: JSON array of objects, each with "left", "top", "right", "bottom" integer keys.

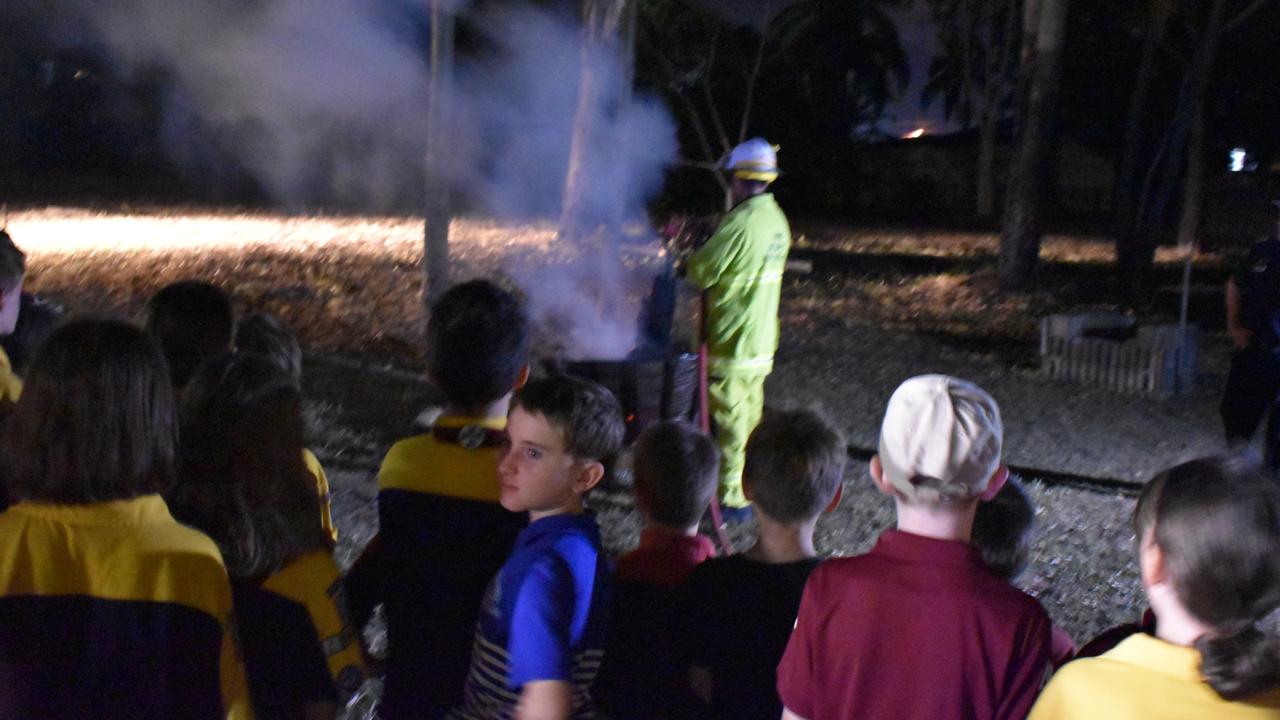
[
  {"left": 687, "top": 193, "right": 791, "bottom": 507},
  {"left": 0, "top": 495, "right": 252, "bottom": 720}
]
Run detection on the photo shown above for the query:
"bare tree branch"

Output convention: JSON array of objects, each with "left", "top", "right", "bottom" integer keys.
[
  {"left": 1223, "top": 0, "right": 1267, "bottom": 34},
  {"left": 700, "top": 26, "right": 732, "bottom": 155},
  {"left": 738, "top": 34, "right": 768, "bottom": 143}
]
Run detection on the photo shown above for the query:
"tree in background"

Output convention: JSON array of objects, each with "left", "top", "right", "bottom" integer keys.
[
  {"left": 922, "top": 0, "right": 1021, "bottom": 219},
  {"left": 636, "top": 0, "right": 909, "bottom": 213},
  {"left": 1116, "top": 0, "right": 1273, "bottom": 305},
  {"left": 998, "top": 0, "right": 1069, "bottom": 291}
]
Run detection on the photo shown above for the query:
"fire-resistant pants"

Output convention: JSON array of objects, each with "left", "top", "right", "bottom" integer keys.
[
  {"left": 708, "top": 371, "right": 767, "bottom": 508},
  {"left": 1220, "top": 345, "right": 1280, "bottom": 472}
]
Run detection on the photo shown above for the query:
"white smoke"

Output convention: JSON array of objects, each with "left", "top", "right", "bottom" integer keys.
[{"left": 46, "top": 0, "right": 679, "bottom": 358}]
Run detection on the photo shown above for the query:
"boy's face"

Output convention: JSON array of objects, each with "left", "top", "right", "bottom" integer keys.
[
  {"left": 499, "top": 406, "right": 598, "bottom": 521},
  {"left": 0, "top": 278, "right": 21, "bottom": 336}
]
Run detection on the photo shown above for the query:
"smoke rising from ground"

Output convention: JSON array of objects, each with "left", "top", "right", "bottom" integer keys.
[{"left": 47, "top": 0, "right": 678, "bottom": 358}]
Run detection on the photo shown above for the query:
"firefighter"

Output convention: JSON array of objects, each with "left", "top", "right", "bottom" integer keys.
[
  {"left": 685, "top": 138, "right": 791, "bottom": 517},
  {"left": 1220, "top": 197, "right": 1280, "bottom": 472}
]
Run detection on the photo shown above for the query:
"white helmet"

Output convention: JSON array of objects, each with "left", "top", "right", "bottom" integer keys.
[{"left": 724, "top": 138, "right": 780, "bottom": 183}]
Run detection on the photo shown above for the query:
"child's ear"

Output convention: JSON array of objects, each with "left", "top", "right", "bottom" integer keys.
[
  {"left": 513, "top": 364, "right": 530, "bottom": 391},
  {"left": 978, "top": 465, "right": 1009, "bottom": 502},
  {"left": 742, "top": 476, "right": 755, "bottom": 503},
  {"left": 869, "top": 455, "right": 895, "bottom": 497},
  {"left": 1138, "top": 528, "right": 1167, "bottom": 588},
  {"left": 824, "top": 484, "right": 843, "bottom": 513},
  {"left": 575, "top": 460, "right": 605, "bottom": 494}
]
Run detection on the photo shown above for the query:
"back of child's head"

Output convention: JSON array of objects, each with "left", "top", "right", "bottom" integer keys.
[
  {"left": 632, "top": 420, "right": 719, "bottom": 529},
  {"left": 744, "top": 408, "right": 847, "bottom": 524},
  {"left": 877, "top": 374, "right": 1002, "bottom": 506},
  {"left": 3, "top": 318, "right": 176, "bottom": 503},
  {"left": 169, "top": 352, "right": 327, "bottom": 579},
  {"left": 142, "top": 280, "right": 235, "bottom": 390},
  {"left": 235, "top": 311, "right": 302, "bottom": 386},
  {"left": 970, "top": 478, "right": 1035, "bottom": 581},
  {"left": 513, "top": 374, "right": 625, "bottom": 465},
  {"left": 428, "top": 279, "right": 529, "bottom": 409},
  {"left": 0, "top": 230, "right": 26, "bottom": 292},
  {"left": 1135, "top": 454, "right": 1280, "bottom": 700}
]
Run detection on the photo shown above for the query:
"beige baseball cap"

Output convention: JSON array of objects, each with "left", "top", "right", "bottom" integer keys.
[{"left": 877, "top": 374, "right": 1003, "bottom": 503}]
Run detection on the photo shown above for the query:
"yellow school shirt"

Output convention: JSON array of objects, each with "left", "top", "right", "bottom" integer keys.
[
  {"left": 0, "top": 495, "right": 252, "bottom": 720},
  {"left": 1030, "top": 634, "right": 1280, "bottom": 719},
  {"left": 0, "top": 345, "right": 22, "bottom": 403}
]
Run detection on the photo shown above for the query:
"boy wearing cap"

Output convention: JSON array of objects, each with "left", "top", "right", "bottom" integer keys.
[{"left": 777, "top": 374, "right": 1052, "bottom": 720}]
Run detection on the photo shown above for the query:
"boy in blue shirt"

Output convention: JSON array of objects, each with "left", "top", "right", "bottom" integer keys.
[{"left": 450, "top": 375, "right": 625, "bottom": 720}]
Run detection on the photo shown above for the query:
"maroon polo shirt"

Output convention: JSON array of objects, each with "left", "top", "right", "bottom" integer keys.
[
  {"left": 615, "top": 527, "right": 716, "bottom": 587},
  {"left": 776, "top": 529, "right": 1051, "bottom": 720}
]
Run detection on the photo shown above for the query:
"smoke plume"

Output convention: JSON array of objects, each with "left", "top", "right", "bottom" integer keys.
[{"left": 41, "top": 0, "right": 679, "bottom": 358}]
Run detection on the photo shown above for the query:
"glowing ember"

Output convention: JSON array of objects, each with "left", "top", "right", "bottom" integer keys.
[{"left": 902, "top": 128, "right": 926, "bottom": 139}]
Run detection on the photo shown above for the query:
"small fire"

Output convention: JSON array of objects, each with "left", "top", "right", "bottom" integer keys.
[{"left": 902, "top": 128, "right": 926, "bottom": 140}]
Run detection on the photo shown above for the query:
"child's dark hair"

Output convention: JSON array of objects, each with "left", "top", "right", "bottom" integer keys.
[
  {"left": 235, "top": 311, "right": 302, "bottom": 385},
  {"left": 632, "top": 420, "right": 719, "bottom": 529},
  {"left": 3, "top": 318, "right": 176, "bottom": 502},
  {"left": 1136, "top": 454, "right": 1280, "bottom": 700},
  {"left": 743, "top": 408, "right": 846, "bottom": 524},
  {"left": 513, "top": 374, "right": 625, "bottom": 465},
  {"left": 142, "top": 280, "right": 235, "bottom": 390},
  {"left": 971, "top": 478, "right": 1035, "bottom": 581},
  {"left": 0, "top": 230, "right": 26, "bottom": 290},
  {"left": 428, "top": 279, "right": 529, "bottom": 409},
  {"left": 168, "top": 352, "right": 329, "bottom": 579}
]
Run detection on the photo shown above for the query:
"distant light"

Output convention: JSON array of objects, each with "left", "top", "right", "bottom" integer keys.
[
  {"left": 902, "top": 128, "right": 926, "bottom": 140},
  {"left": 1229, "top": 147, "right": 1247, "bottom": 172}
]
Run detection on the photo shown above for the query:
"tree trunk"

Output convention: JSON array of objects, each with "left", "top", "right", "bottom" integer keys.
[
  {"left": 423, "top": 0, "right": 454, "bottom": 305},
  {"left": 1120, "top": 0, "right": 1226, "bottom": 307},
  {"left": 1113, "top": 1, "right": 1169, "bottom": 244},
  {"left": 998, "top": 0, "right": 1069, "bottom": 290},
  {"left": 560, "top": 0, "right": 632, "bottom": 242},
  {"left": 1174, "top": 98, "right": 1207, "bottom": 249},
  {"left": 977, "top": 106, "right": 998, "bottom": 219}
]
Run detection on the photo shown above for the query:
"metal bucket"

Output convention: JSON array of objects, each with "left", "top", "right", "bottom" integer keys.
[{"left": 553, "top": 353, "right": 700, "bottom": 444}]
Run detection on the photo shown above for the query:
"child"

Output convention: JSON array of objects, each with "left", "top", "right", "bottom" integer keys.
[
  {"left": 235, "top": 310, "right": 338, "bottom": 543},
  {"left": 595, "top": 420, "right": 720, "bottom": 719},
  {"left": 0, "top": 229, "right": 27, "bottom": 404},
  {"left": 617, "top": 420, "right": 720, "bottom": 585},
  {"left": 1030, "top": 455, "right": 1280, "bottom": 718},
  {"left": 683, "top": 408, "right": 846, "bottom": 720},
  {"left": 450, "top": 374, "right": 625, "bottom": 720},
  {"left": 971, "top": 478, "right": 1077, "bottom": 667},
  {"left": 777, "top": 374, "right": 1051, "bottom": 720},
  {"left": 345, "top": 279, "right": 531, "bottom": 720},
  {"left": 0, "top": 319, "right": 251, "bottom": 719},
  {"left": 167, "top": 352, "right": 367, "bottom": 720},
  {"left": 142, "top": 279, "right": 235, "bottom": 391}
]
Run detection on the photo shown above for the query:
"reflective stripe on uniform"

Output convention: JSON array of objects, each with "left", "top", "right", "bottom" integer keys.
[
  {"left": 707, "top": 354, "right": 775, "bottom": 373},
  {"left": 715, "top": 270, "right": 784, "bottom": 289}
]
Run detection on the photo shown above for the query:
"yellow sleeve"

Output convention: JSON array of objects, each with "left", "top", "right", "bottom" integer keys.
[
  {"left": 686, "top": 217, "right": 746, "bottom": 290},
  {"left": 1027, "top": 671, "right": 1073, "bottom": 720},
  {"left": 303, "top": 449, "right": 337, "bottom": 543}
]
